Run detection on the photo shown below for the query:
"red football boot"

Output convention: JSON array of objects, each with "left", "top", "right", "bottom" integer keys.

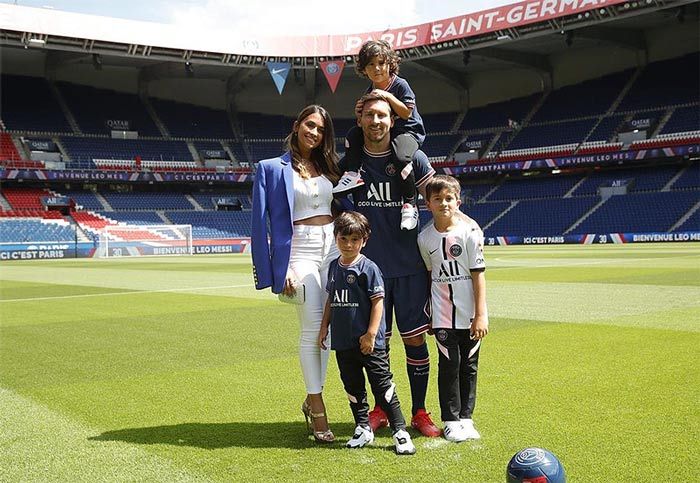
[
  {"left": 411, "top": 409, "right": 442, "bottom": 437},
  {"left": 368, "top": 405, "right": 389, "bottom": 432}
]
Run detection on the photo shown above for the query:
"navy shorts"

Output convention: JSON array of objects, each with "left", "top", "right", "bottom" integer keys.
[{"left": 384, "top": 271, "right": 430, "bottom": 339}]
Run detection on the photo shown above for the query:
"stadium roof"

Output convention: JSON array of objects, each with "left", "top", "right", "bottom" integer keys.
[{"left": 0, "top": 0, "right": 697, "bottom": 101}]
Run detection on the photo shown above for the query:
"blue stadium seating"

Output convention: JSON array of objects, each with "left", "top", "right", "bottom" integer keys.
[
  {"left": 0, "top": 219, "right": 75, "bottom": 242},
  {"left": 670, "top": 164, "right": 700, "bottom": 190},
  {"left": 421, "top": 133, "right": 462, "bottom": 158},
  {"left": 570, "top": 165, "right": 682, "bottom": 196},
  {"left": 460, "top": 94, "right": 540, "bottom": 131},
  {"left": 247, "top": 140, "right": 286, "bottom": 162},
  {"left": 237, "top": 112, "right": 295, "bottom": 139},
  {"left": 61, "top": 137, "right": 193, "bottom": 163},
  {"left": 151, "top": 98, "right": 234, "bottom": 139},
  {"left": 675, "top": 209, "right": 700, "bottom": 232},
  {"left": 101, "top": 193, "right": 194, "bottom": 211},
  {"left": 464, "top": 201, "right": 512, "bottom": 227},
  {"left": 422, "top": 112, "right": 460, "bottom": 133},
  {"left": 56, "top": 82, "right": 161, "bottom": 136},
  {"left": 587, "top": 114, "right": 626, "bottom": 142},
  {"left": 507, "top": 119, "right": 597, "bottom": 150},
  {"left": 487, "top": 175, "right": 582, "bottom": 201},
  {"left": 165, "top": 211, "right": 252, "bottom": 238},
  {"left": 63, "top": 191, "right": 104, "bottom": 211},
  {"left": 485, "top": 196, "right": 600, "bottom": 236},
  {"left": 617, "top": 53, "right": 700, "bottom": 111},
  {"left": 660, "top": 105, "right": 700, "bottom": 135},
  {"left": 1, "top": 75, "right": 72, "bottom": 133},
  {"left": 574, "top": 190, "right": 699, "bottom": 233},
  {"left": 531, "top": 70, "right": 633, "bottom": 122}
]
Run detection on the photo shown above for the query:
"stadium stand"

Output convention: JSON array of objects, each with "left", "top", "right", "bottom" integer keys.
[
  {"left": 0, "top": 75, "right": 73, "bottom": 133},
  {"left": 0, "top": 26, "right": 697, "bottom": 250},
  {"left": 100, "top": 192, "right": 195, "bottom": 211},
  {"left": 60, "top": 137, "right": 193, "bottom": 166},
  {"left": 56, "top": 82, "right": 161, "bottom": 136},
  {"left": 150, "top": 98, "right": 235, "bottom": 139},
  {"left": 574, "top": 190, "right": 699, "bottom": 234}
]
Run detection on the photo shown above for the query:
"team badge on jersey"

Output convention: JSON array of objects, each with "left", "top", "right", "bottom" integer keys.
[
  {"left": 346, "top": 273, "right": 356, "bottom": 284},
  {"left": 436, "top": 329, "right": 448, "bottom": 342},
  {"left": 449, "top": 244, "right": 463, "bottom": 258},
  {"left": 385, "top": 163, "right": 397, "bottom": 176}
]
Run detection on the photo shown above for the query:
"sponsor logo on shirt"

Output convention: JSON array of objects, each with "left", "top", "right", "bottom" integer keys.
[
  {"left": 331, "top": 288, "right": 359, "bottom": 308},
  {"left": 357, "top": 182, "right": 403, "bottom": 208}
]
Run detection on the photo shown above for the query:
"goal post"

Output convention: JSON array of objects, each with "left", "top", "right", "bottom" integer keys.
[{"left": 97, "top": 224, "right": 193, "bottom": 258}]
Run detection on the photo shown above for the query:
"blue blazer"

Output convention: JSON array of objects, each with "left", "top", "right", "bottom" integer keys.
[{"left": 251, "top": 152, "right": 295, "bottom": 294}]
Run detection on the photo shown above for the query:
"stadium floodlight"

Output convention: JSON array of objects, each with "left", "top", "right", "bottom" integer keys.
[
  {"left": 97, "top": 224, "right": 193, "bottom": 258},
  {"left": 28, "top": 38, "right": 46, "bottom": 45}
]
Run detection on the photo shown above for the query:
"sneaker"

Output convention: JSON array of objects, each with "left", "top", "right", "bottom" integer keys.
[
  {"left": 443, "top": 421, "right": 468, "bottom": 442},
  {"left": 346, "top": 425, "right": 374, "bottom": 449},
  {"left": 332, "top": 171, "right": 365, "bottom": 195},
  {"left": 411, "top": 409, "right": 441, "bottom": 437},
  {"left": 368, "top": 405, "right": 389, "bottom": 432},
  {"left": 459, "top": 418, "right": 481, "bottom": 440},
  {"left": 392, "top": 429, "right": 416, "bottom": 455},
  {"left": 399, "top": 203, "right": 418, "bottom": 230}
]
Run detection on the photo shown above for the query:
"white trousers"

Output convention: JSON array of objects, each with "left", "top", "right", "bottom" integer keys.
[{"left": 288, "top": 222, "right": 338, "bottom": 394}]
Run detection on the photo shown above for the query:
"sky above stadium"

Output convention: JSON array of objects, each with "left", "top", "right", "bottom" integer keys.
[{"left": 2, "top": 0, "right": 520, "bottom": 36}]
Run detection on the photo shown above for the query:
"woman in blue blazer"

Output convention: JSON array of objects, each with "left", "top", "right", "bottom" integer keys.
[{"left": 251, "top": 105, "right": 340, "bottom": 443}]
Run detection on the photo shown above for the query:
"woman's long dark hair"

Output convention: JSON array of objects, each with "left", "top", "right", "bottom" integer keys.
[{"left": 284, "top": 104, "right": 340, "bottom": 184}]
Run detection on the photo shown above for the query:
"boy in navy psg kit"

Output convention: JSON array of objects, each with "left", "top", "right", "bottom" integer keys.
[
  {"left": 340, "top": 92, "right": 441, "bottom": 438},
  {"left": 318, "top": 211, "right": 416, "bottom": 455},
  {"left": 333, "top": 40, "right": 426, "bottom": 231},
  {"left": 417, "top": 175, "right": 489, "bottom": 443}
]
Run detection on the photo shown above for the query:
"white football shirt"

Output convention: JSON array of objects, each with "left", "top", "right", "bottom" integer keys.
[{"left": 417, "top": 216, "right": 486, "bottom": 330}]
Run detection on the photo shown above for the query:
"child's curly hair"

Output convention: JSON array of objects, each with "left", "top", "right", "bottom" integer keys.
[{"left": 355, "top": 40, "right": 401, "bottom": 78}]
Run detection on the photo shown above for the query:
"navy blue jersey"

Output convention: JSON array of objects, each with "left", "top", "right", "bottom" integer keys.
[
  {"left": 366, "top": 75, "right": 425, "bottom": 145},
  {"left": 325, "top": 255, "right": 386, "bottom": 351},
  {"left": 341, "top": 148, "right": 435, "bottom": 278}
]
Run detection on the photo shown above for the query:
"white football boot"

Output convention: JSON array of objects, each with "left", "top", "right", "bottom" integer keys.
[
  {"left": 392, "top": 429, "right": 416, "bottom": 455},
  {"left": 346, "top": 425, "right": 374, "bottom": 449}
]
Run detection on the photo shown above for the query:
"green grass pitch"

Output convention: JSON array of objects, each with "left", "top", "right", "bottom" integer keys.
[{"left": 1, "top": 243, "right": 698, "bottom": 482}]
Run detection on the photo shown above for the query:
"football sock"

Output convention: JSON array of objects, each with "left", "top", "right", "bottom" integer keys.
[{"left": 405, "top": 343, "right": 430, "bottom": 415}]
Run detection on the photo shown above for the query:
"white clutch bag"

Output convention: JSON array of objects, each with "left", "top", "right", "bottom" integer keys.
[{"left": 278, "top": 282, "right": 305, "bottom": 305}]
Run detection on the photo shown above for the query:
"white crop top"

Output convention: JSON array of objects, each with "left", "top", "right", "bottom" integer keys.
[{"left": 292, "top": 171, "right": 333, "bottom": 222}]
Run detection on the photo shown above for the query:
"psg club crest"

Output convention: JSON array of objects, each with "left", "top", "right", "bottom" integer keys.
[
  {"left": 449, "top": 244, "right": 463, "bottom": 257},
  {"left": 385, "top": 163, "right": 397, "bottom": 176},
  {"left": 436, "top": 330, "right": 448, "bottom": 342},
  {"left": 346, "top": 273, "right": 356, "bottom": 284},
  {"left": 324, "top": 62, "right": 340, "bottom": 75}
]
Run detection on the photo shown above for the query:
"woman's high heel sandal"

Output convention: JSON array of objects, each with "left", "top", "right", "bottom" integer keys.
[{"left": 301, "top": 400, "right": 335, "bottom": 443}]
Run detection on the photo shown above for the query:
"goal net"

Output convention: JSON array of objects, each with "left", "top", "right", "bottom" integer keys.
[{"left": 97, "top": 224, "right": 193, "bottom": 258}]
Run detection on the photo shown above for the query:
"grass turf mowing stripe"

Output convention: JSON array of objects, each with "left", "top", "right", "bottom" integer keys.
[
  {"left": 489, "top": 281, "right": 700, "bottom": 331},
  {"left": 0, "top": 387, "right": 206, "bottom": 482},
  {"left": 0, "top": 283, "right": 252, "bottom": 303}
]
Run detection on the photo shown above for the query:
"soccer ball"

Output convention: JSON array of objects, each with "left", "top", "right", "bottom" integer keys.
[{"left": 506, "top": 447, "right": 566, "bottom": 483}]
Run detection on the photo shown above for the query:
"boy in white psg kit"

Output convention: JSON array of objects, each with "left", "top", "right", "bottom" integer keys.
[{"left": 417, "top": 175, "right": 489, "bottom": 442}]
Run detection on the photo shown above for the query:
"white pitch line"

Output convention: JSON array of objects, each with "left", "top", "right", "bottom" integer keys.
[{"left": 0, "top": 284, "right": 253, "bottom": 303}]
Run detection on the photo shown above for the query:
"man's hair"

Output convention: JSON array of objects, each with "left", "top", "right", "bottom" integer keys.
[
  {"left": 334, "top": 211, "right": 371, "bottom": 239},
  {"left": 355, "top": 40, "right": 401, "bottom": 78},
  {"left": 358, "top": 91, "right": 392, "bottom": 116},
  {"left": 425, "top": 174, "right": 462, "bottom": 200}
]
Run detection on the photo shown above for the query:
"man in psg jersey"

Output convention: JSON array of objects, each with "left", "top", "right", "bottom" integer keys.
[{"left": 338, "top": 92, "right": 440, "bottom": 437}]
